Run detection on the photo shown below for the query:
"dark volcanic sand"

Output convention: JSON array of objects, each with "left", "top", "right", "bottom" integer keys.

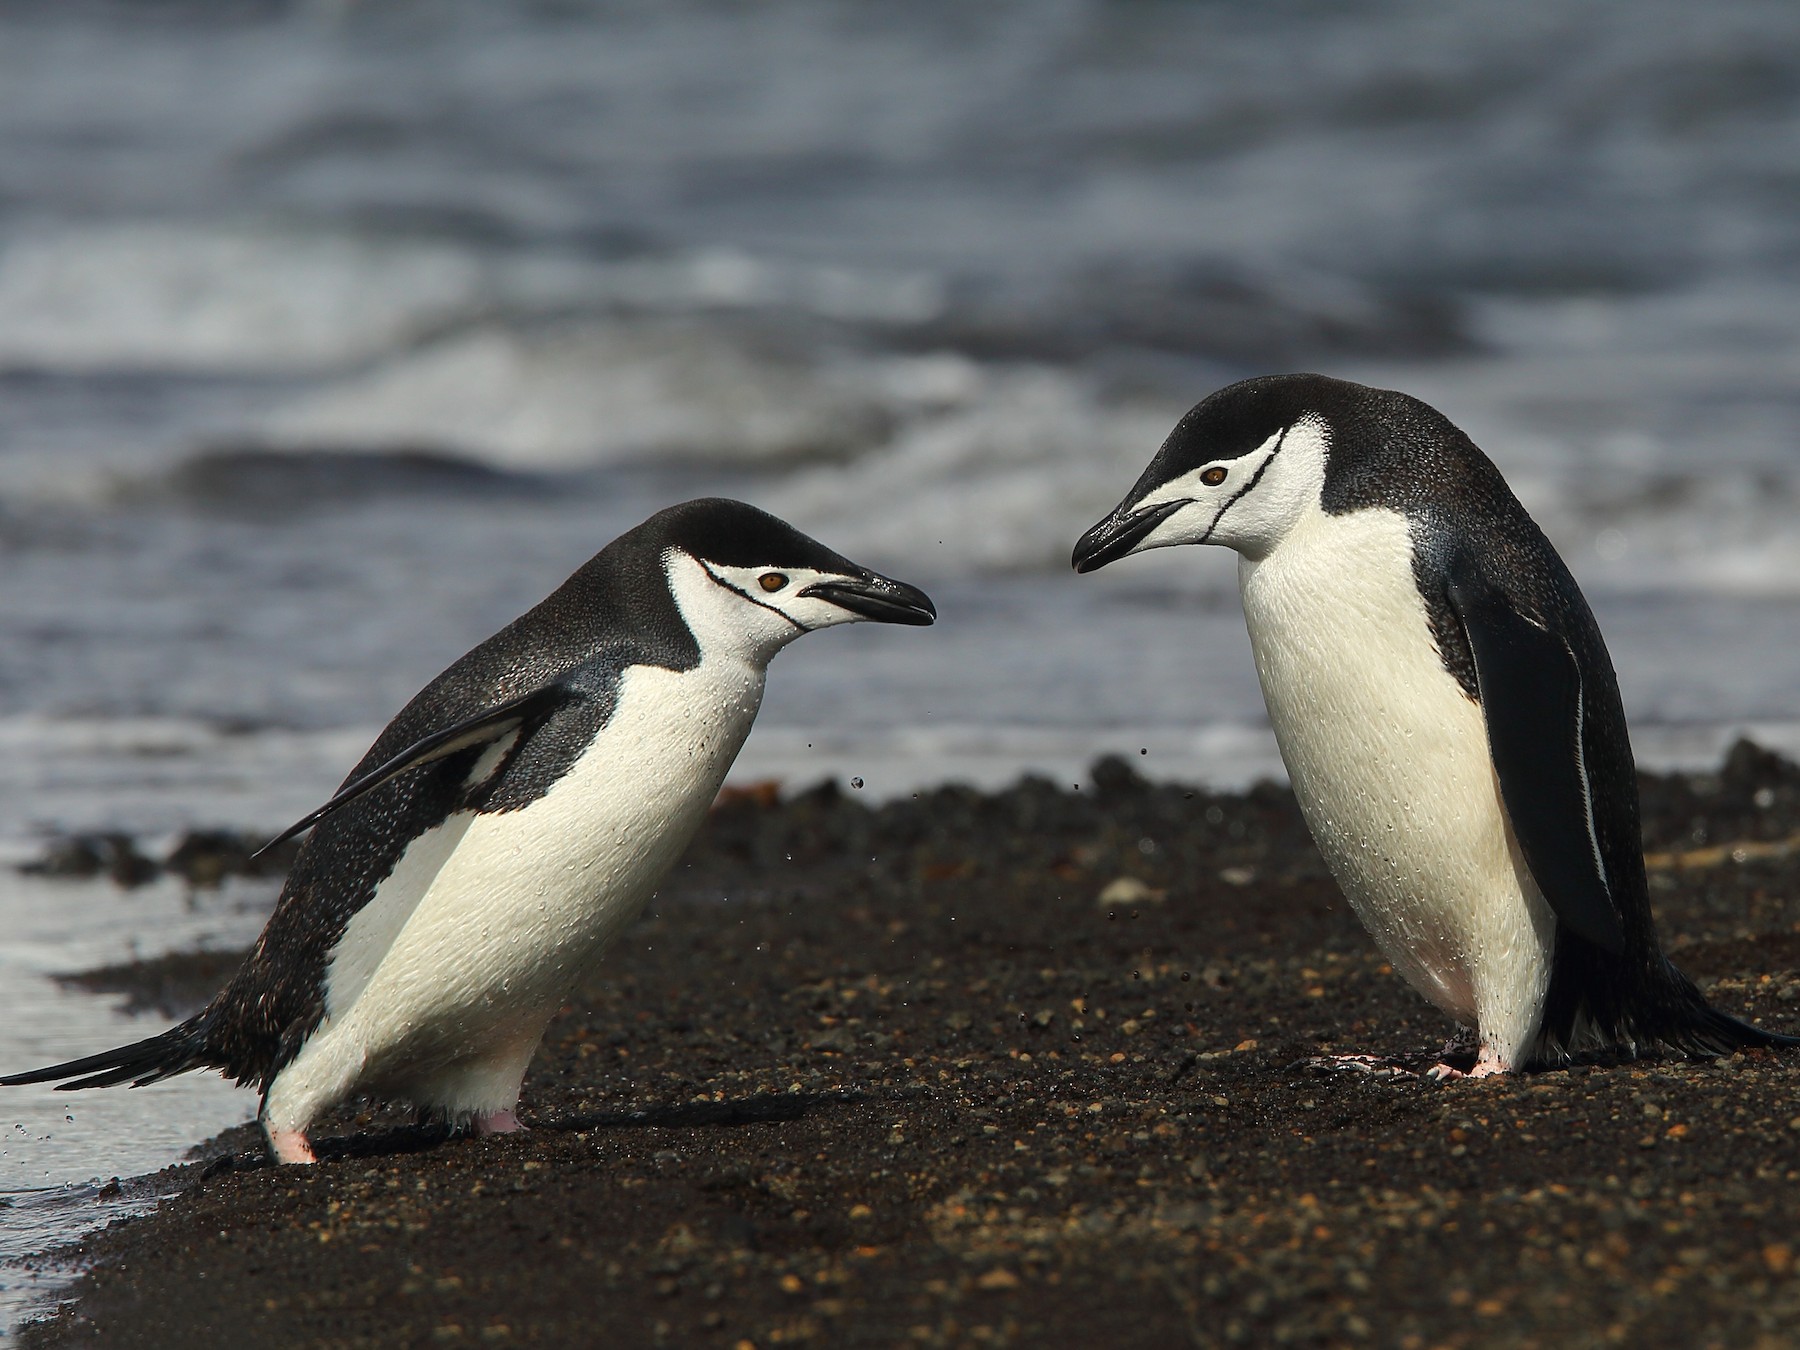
[{"left": 18, "top": 744, "right": 1800, "bottom": 1349}]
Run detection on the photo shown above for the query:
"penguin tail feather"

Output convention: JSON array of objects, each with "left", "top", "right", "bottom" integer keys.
[
  {"left": 1656, "top": 962, "right": 1800, "bottom": 1057},
  {"left": 1673, "top": 1000, "right": 1800, "bottom": 1055},
  {"left": 0, "top": 1019, "right": 212, "bottom": 1092},
  {"left": 1542, "top": 950, "right": 1800, "bottom": 1063}
]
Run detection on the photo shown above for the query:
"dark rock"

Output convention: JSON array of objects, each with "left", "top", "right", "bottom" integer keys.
[
  {"left": 20, "top": 833, "right": 158, "bottom": 888},
  {"left": 164, "top": 829, "right": 296, "bottom": 888}
]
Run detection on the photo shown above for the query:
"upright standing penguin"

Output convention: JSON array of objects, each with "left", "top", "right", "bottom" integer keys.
[
  {"left": 4, "top": 499, "right": 935, "bottom": 1161},
  {"left": 1073, "top": 374, "right": 1794, "bottom": 1076}
]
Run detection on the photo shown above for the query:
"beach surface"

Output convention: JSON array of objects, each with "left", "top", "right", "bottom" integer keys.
[{"left": 13, "top": 743, "right": 1800, "bottom": 1348}]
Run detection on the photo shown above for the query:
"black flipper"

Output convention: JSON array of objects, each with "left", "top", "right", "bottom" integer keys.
[
  {"left": 252, "top": 684, "right": 575, "bottom": 860},
  {"left": 1446, "top": 570, "right": 1626, "bottom": 955}
]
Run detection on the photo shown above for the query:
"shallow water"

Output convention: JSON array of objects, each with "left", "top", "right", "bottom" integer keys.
[
  {"left": 0, "top": 874, "right": 267, "bottom": 1332},
  {"left": 2, "top": 0, "right": 1799, "bottom": 1333}
]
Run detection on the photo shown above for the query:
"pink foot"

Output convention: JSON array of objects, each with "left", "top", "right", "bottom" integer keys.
[
  {"left": 472, "top": 1108, "right": 525, "bottom": 1137},
  {"left": 267, "top": 1126, "right": 317, "bottom": 1165}
]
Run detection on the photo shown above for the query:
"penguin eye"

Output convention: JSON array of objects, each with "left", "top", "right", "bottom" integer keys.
[
  {"left": 758, "top": 572, "right": 789, "bottom": 593},
  {"left": 1200, "top": 466, "right": 1228, "bottom": 487}
]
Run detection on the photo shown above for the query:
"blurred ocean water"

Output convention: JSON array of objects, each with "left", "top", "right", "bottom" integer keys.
[
  {"left": 1, "top": 2, "right": 1799, "bottom": 1310},
  {"left": 0, "top": 2, "right": 1793, "bottom": 820}
]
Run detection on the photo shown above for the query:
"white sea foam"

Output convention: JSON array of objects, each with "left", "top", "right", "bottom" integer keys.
[
  {"left": 0, "top": 224, "right": 493, "bottom": 374},
  {"left": 0, "top": 220, "right": 942, "bottom": 381},
  {"left": 258, "top": 318, "right": 896, "bottom": 467}
]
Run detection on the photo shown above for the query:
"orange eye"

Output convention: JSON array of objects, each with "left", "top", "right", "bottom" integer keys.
[
  {"left": 1201, "top": 466, "right": 1228, "bottom": 486},
  {"left": 758, "top": 572, "right": 789, "bottom": 592}
]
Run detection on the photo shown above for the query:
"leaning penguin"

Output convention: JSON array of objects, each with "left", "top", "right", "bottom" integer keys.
[
  {"left": 1073, "top": 374, "right": 1795, "bottom": 1077},
  {"left": 4, "top": 499, "right": 935, "bottom": 1161}
]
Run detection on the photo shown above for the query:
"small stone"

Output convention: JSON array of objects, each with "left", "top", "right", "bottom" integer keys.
[{"left": 1097, "top": 877, "right": 1166, "bottom": 907}]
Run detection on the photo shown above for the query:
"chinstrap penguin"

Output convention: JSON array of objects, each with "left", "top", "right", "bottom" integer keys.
[
  {"left": 1072, "top": 373, "right": 1795, "bottom": 1077},
  {"left": 4, "top": 499, "right": 935, "bottom": 1161}
]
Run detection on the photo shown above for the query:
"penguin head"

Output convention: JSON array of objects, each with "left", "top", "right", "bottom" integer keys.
[
  {"left": 653, "top": 498, "right": 936, "bottom": 661},
  {"left": 1072, "top": 374, "right": 1347, "bottom": 571}
]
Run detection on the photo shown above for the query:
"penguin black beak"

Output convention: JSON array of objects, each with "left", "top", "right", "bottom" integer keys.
[
  {"left": 1071, "top": 499, "right": 1187, "bottom": 574},
  {"left": 800, "top": 574, "right": 937, "bottom": 626}
]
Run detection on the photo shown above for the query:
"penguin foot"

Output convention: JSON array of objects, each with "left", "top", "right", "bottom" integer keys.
[
  {"left": 267, "top": 1127, "right": 318, "bottom": 1165},
  {"left": 472, "top": 1108, "right": 525, "bottom": 1136},
  {"left": 1302, "top": 1053, "right": 1417, "bottom": 1078},
  {"left": 1426, "top": 1050, "right": 1509, "bottom": 1081}
]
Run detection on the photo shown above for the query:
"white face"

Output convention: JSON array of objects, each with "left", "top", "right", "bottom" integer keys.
[
  {"left": 1118, "top": 415, "right": 1330, "bottom": 562},
  {"left": 664, "top": 553, "right": 902, "bottom": 664}
]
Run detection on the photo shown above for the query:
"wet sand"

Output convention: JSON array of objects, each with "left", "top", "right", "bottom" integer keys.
[{"left": 16, "top": 745, "right": 1800, "bottom": 1348}]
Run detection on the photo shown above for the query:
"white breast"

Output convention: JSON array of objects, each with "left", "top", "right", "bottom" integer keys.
[
  {"left": 266, "top": 654, "right": 765, "bottom": 1127},
  {"left": 1239, "top": 505, "right": 1554, "bottom": 1063}
]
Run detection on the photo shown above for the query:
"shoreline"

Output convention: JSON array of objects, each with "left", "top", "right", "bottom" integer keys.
[{"left": 15, "top": 745, "right": 1800, "bottom": 1347}]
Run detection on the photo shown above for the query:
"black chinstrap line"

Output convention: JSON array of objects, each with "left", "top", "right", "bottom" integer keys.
[
  {"left": 1197, "top": 423, "right": 1292, "bottom": 547},
  {"left": 700, "top": 564, "right": 811, "bottom": 634}
]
